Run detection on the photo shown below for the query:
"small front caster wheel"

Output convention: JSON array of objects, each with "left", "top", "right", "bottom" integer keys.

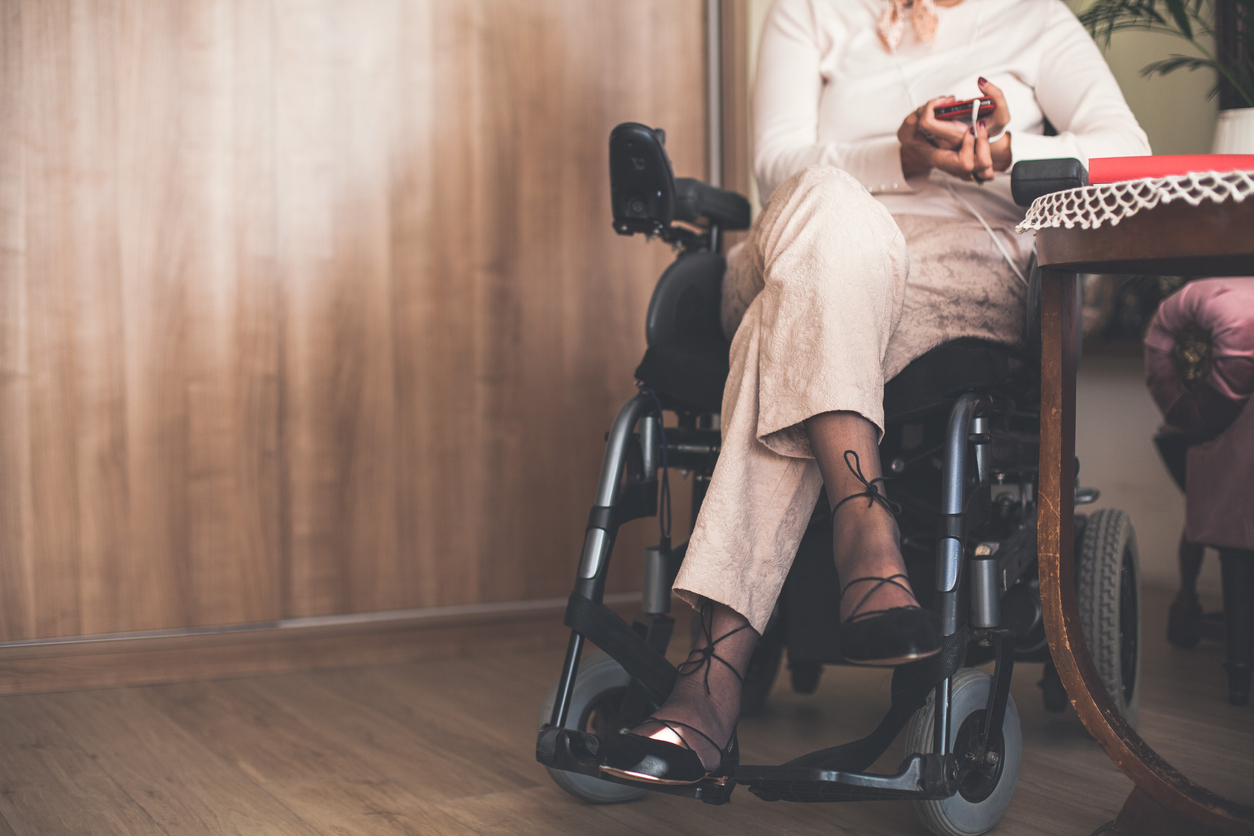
[
  {"left": 903, "top": 668, "right": 1023, "bottom": 836},
  {"left": 537, "top": 651, "right": 650, "bottom": 804}
]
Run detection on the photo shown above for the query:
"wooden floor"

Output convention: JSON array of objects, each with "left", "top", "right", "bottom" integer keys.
[{"left": 0, "top": 586, "right": 1248, "bottom": 835}]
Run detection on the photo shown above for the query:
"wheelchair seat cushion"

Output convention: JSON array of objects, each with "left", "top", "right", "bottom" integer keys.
[
  {"left": 635, "top": 339, "right": 730, "bottom": 414},
  {"left": 636, "top": 337, "right": 1020, "bottom": 421},
  {"left": 883, "top": 339, "right": 1021, "bottom": 424}
]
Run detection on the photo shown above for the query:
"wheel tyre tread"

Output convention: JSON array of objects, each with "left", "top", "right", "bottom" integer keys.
[
  {"left": 1075, "top": 508, "right": 1141, "bottom": 728},
  {"left": 538, "top": 651, "right": 650, "bottom": 804},
  {"left": 904, "top": 668, "right": 1022, "bottom": 836}
]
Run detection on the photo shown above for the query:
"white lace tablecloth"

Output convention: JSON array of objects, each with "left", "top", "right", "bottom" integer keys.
[{"left": 1017, "top": 170, "right": 1254, "bottom": 232}]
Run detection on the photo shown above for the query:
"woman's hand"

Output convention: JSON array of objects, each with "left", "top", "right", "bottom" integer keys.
[
  {"left": 899, "top": 106, "right": 995, "bottom": 182},
  {"left": 915, "top": 96, "right": 971, "bottom": 151},
  {"left": 897, "top": 82, "right": 1014, "bottom": 183}
]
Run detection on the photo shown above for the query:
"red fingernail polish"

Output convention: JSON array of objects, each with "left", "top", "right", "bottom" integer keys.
[
  {"left": 979, "top": 119, "right": 986, "bottom": 129},
  {"left": 978, "top": 76, "right": 988, "bottom": 86},
  {"left": 970, "top": 125, "right": 976, "bottom": 135}
]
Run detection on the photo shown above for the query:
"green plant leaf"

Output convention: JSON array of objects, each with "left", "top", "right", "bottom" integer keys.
[
  {"left": 1079, "top": 0, "right": 1254, "bottom": 106},
  {"left": 1079, "top": 0, "right": 1172, "bottom": 41},
  {"left": 1142, "top": 57, "right": 1223, "bottom": 101},
  {"left": 1163, "top": 0, "right": 1193, "bottom": 37},
  {"left": 1142, "top": 54, "right": 1213, "bottom": 75}
]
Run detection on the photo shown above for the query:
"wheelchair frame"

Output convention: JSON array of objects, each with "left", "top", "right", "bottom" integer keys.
[
  {"left": 537, "top": 366, "right": 1032, "bottom": 804},
  {"left": 536, "top": 126, "right": 1124, "bottom": 817}
]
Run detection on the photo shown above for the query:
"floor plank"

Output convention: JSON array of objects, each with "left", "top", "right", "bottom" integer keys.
[
  {"left": 1129, "top": 590, "right": 1254, "bottom": 806},
  {"left": 242, "top": 670, "right": 541, "bottom": 802},
  {"left": 0, "top": 586, "right": 1246, "bottom": 835},
  {"left": 144, "top": 679, "right": 477, "bottom": 835},
  {"left": 0, "top": 697, "right": 154, "bottom": 836},
  {"left": 38, "top": 688, "right": 322, "bottom": 836}
]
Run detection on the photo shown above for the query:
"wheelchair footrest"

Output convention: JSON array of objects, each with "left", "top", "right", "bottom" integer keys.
[
  {"left": 536, "top": 725, "right": 736, "bottom": 805},
  {"left": 737, "top": 753, "right": 956, "bottom": 803}
]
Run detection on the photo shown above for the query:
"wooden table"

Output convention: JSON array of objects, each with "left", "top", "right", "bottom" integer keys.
[{"left": 1035, "top": 197, "right": 1254, "bottom": 836}]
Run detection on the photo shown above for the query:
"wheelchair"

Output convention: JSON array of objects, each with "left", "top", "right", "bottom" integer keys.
[{"left": 535, "top": 124, "right": 1141, "bottom": 836}]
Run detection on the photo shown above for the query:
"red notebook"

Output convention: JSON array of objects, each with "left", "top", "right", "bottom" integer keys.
[{"left": 1088, "top": 155, "right": 1254, "bottom": 184}]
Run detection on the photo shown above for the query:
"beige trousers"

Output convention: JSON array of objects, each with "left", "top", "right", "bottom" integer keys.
[{"left": 672, "top": 166, "right": 1030, "bottom": 633}]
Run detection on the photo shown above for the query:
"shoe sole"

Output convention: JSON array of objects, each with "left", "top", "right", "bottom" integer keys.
[
  {"left": 598, "top": 765, "right": 729, "bottom": 787},
  {"left": 841, "top": 645, "right": 944, "bottom": 667}
]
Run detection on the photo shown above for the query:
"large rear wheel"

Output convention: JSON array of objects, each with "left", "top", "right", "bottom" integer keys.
[{"left": 1076, "top": 508, "right": 1141, "bottom": 728}]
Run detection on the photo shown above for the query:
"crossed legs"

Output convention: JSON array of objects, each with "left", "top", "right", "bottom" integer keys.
[{"left": 624, "top": 410, "right": 922, "bottom": 772}]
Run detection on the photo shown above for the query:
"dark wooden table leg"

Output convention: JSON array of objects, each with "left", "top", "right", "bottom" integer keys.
[{"left": 1037, "top": 269, "right": 1254, "bottom": 836}]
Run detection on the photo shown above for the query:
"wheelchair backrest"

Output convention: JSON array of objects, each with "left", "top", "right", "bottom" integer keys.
[{"left": 645, "top": 252, "right": 728, "bottom": 351}]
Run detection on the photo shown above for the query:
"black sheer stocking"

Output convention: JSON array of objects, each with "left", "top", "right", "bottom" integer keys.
[
  {"left": 804, "top": 412, "right": 921, "bottom": 622},
  {"left": 631, "top": 601, "right": 759, "bottom": 771}
]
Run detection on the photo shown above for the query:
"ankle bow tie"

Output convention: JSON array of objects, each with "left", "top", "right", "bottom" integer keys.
[{"left": 877, "top": 0, "right": 938, "bottom": 51}]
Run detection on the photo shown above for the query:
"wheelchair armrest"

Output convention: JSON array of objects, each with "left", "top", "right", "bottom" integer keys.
[
  {"left": 1010, "top": 158, "right": 1088, "bottom": 207},
  {"left": 675, "top": 178, "right": 751, "bottom": 231}
]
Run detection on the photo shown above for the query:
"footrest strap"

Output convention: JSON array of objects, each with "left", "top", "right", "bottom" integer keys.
[{"left": 564, "top": 594, "right": 677, "bottom": 701}]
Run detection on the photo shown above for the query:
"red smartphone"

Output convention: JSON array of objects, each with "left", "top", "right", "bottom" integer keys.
[{"left": 934, "top": 97, "right": 995, "bottom": 121}]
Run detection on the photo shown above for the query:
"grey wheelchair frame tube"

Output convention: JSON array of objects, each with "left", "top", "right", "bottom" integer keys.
[
  {"left": 578, "top": 392, "right": 658, "bottom": 580},
  {"left": 551, "top": 392, "right": 660, "bottom": 729},
  {"left": 932, "top": 392, "right": 990, "bottom": 756}
]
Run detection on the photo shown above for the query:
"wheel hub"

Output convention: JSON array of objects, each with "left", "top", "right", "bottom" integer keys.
[{"left": 953, "top": 709, "right": 1006, "bottom": 803}]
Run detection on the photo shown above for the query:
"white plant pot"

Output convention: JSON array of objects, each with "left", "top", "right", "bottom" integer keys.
[{"left": 1212, "top": 107, "right": 1254, "bottom": 154}]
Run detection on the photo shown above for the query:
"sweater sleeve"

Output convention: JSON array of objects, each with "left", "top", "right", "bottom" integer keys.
[
  {"left": 1010, "top": 1, "right": 1151, "bottom": 164},
  {"left": 753, "top": 0, "right": 911, "bottom": 201}
]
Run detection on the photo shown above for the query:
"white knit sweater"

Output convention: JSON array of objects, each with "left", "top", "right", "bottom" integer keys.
[{"left": 754, "top": 0, "right": 1152, "bottom": 225}]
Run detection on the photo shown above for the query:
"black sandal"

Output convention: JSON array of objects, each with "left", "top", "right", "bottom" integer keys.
[
  {"left": 598, "top": 604, "right": 745, "bottom": 786},
  {"left": 831, "top": 451, "right": 942, "bottom": 666}
]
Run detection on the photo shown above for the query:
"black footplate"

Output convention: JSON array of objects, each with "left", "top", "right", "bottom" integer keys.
[
  {"left": 536, "top": 725, "right": 736, "bottom": 805},
  {"left": 737, "top": 753, "right": 957, "bottom": 803}
]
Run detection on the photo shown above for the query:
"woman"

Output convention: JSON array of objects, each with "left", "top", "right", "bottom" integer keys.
[{"left": 599, "top": 0, "right": 1150, "bottom": 786}]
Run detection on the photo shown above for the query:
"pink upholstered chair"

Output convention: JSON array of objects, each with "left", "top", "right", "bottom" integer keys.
[{"left": 1146, "top": 277, "right": 1254, "bottom": 705}]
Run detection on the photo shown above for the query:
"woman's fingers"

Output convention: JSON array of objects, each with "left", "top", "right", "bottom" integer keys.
[
  {"left": 957, "top": 127, "right": 976, "bottom": 175},
  {"left": 920, "top": 128, "right": 975, "bottom": 180},
  {"left": 906, "top": 101, "right": 1002, "bottom": 182},
  {"left": 918, "top": 96, "right": 967, "bottom": 149},
  {"left": 977, "top": 76, "right": 1011, "bottom": 134},
  {"left": 973, "top": 121, "right": 994, "bottom": 182},
  {"left": 899, "top": 106, "right": 934, "bottom": 147}
]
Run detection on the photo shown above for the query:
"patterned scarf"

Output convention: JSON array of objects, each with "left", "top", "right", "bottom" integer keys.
[{"left": 877, "top": 0, "right": 938, "bottom": 51}]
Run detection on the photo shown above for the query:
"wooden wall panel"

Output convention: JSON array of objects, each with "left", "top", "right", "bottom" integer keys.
[
  {"left": 0, "top": 0, "right": 707, "bottom": 641},
  {"left": 0, "top": 1, "right": 34, "bottom": 642},
  {"left": 4, "top": 0, "right": 288, "bottom": 638}
]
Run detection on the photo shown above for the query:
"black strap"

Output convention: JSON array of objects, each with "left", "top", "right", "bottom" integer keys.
[
  {"left": 564, "top": 594, "right": 677, "bottom": 701},
  {"left": 840, "top": 574, "right": 922, "bottom": 623},
  {"left": 831, "top": 450, "right": 903, "bottom": 517},
  {"left": 639, "top": 717, "right": 725, "bottom": 755},
  {"left": 677, "top": 601, "right": 749, "bottom": 695},
  {"left": 781, "top": 626, "right": 970, "bottom": 772}
]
